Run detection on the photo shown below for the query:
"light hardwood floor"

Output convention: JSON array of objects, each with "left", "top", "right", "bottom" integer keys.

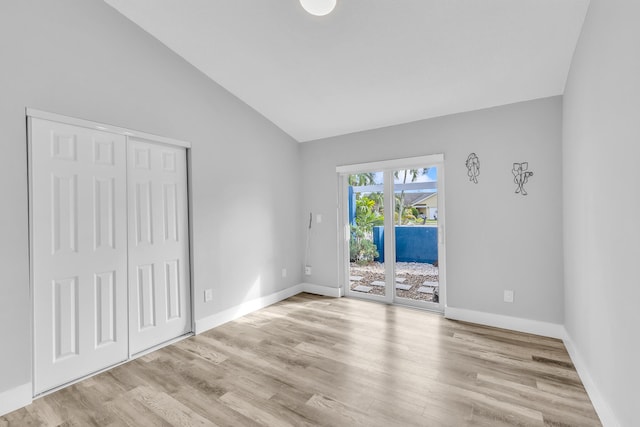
[{"left": 1, "top": 293, "right": 601, "bottom": 426}]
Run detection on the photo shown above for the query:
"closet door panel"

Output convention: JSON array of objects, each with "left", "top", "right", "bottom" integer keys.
[
  {"left": 127, "top": 139, "right": 191, "bottom": 355},
  {"left": 31, "top": 118, "right": 128, "bottom": 394}
]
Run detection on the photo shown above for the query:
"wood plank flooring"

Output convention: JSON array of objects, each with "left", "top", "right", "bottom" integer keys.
[{"left": 0, "top": 293, "right": 601, "bottom": 426}]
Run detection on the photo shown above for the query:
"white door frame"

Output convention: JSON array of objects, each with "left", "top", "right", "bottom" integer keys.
[
  {"left": 27, "top": 108, "right": 195, "bottom": 396},
  {"left": 337, "top": 154, "right": 446, "bottom": 312}
]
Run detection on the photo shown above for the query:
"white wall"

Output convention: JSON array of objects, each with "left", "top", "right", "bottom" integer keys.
[
  {"left": 563, "top": 1, "right": 640, "bottom": 425},
  {"left": 0, "top": 0, "right": 302, "bottom": 401},
  {"left": 301, "top": 97, "right": 564, "bottom": 325}
]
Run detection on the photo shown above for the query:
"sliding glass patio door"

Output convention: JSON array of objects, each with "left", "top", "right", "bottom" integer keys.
[
  {"left": 339, "top": 155, "right": 445, "bottom": 312},
  {"left": 344, "top": 169, "right": 392, "bottom": 304},
  {"left": 392, "top": 166, "right": 441, "bottom": 310}
]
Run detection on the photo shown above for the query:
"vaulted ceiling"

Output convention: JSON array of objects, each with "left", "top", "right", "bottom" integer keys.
[{"left": 105, "top": 0, "right": 589, "bottom": 142}]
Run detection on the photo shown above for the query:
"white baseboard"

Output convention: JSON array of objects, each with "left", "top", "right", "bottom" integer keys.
[
  {"left": 194, "top": 283, "right": 344, "bottom": 334},
  {"left": 0, "top": 383, "right": 32, "bottom": 417},
  {"left": 562, "top": 330, "right": 619, "bottom": 427},
  {"left": 195, "top": 284, "right": 304, "bottom": 334},
  {"left": 2, "top": 293, "right": 617, "bottom": 427},
  {"left": 444, "top": 307, "right": 617, "bottom": 425},
  {"left": 444, "top": 306, "right": 565, "bottom": 339},
  {"left": 300, "top": 283, "right": 342, "bottom": 298}
]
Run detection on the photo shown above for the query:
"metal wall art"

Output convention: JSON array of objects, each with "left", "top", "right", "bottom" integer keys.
[
  {"left": 512, "top": 162, "right": 533, "bottom": 195},
  {"left": 465, "top": 153, "right": 480, "bottom": 184}
]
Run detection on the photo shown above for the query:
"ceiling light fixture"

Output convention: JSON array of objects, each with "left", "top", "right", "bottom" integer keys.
[{"left": 300, "top": 0, "right": 336, "bottom": 16}]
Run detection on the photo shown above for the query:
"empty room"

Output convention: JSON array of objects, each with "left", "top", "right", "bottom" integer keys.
[{"left": 0, "top": 1, "right": 638, "bottom": 426}]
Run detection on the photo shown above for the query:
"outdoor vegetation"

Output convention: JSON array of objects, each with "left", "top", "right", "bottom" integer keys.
[
  {"left": 394, "top": 168, "right": 429, "bottom": 226},
  {"left": 350, "top": 195, "right": 382, "bottom": 264},
  {"left": 349, "top": 169, "right": 434, "bottom": 264}
]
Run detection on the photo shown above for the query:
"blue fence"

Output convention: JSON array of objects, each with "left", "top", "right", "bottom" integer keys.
[{"left": 372, "top": 226, "right": 438, "bottom": 264}]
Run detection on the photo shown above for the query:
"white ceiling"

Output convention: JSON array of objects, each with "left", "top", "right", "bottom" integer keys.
[{"left": 104, "top": 0, "right": 589, "bottom": 142}]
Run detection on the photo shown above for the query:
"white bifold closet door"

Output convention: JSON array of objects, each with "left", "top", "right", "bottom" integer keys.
[
  {"left": 127, "top": 138, "right": 191, "bottom": 355},
  {"left": 31, "top": 117, "right": 191, "bottom": 395},
  {"left": 31, "top": 118, "right": 129, "bottom": 394}
]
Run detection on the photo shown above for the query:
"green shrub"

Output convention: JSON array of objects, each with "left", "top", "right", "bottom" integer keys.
[{"left": 349, "top": 225, "right": 379, "bottom": 264}]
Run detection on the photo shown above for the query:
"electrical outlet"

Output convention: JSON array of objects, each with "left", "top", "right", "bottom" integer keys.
[
  {"left": 316, "top": 214, "right": 322, "bottom": 223},
  {"left": 204, "top": 289, "right": 213, "bottom": 302},
  {"left": 304, "top": 265, "right": 312, "bottom": 275},
  {"left": 504, "top": 290, "right": 514, "bottom": 303},
  {"left": 282, "top": 268, "right": 287, "bottom": 278}
]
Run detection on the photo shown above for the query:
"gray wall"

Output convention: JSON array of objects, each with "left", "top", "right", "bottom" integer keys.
[
  {"left": 0, "top": 0, "right": 302, "bottom": 396},
  {"left": 563, "top": 0, "right": 640, "bottom": 425},
  {"left": 301, "top": 96, "right": 564, "bottom": 324}
]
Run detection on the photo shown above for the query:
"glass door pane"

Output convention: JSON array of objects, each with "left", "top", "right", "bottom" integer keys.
[
  {"left": 347, "top": 171, "right": 387, "bottom": 299},
  {"left": 393, "top": 167, "right": 440, "bottom": 307}
]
